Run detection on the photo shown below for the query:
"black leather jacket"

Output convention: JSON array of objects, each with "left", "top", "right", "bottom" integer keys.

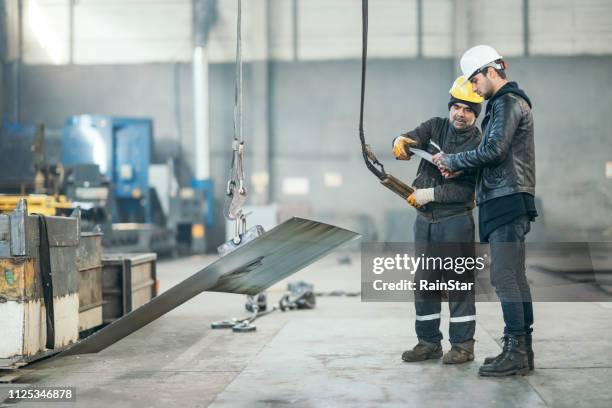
[{"left": 446, "top": 82, "right": 535, "bottom": 205}]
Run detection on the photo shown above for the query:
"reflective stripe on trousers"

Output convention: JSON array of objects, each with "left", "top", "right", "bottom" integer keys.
[
  {"left": 416, "top": 314, "right": 476, "bottom": 323},
  {"left": 415, "top": 313, "right": 441, "bottom": 321},
  {"left": 449, "top": 315, "right": 476, "bottom": 323}
]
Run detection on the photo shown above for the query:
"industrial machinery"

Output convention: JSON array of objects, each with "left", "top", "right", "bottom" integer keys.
[
  {"left": 0, "top": 194, "right": 73, "bottom": 216},
  {"left": 0, "top": 117, "right": 210, "bottom": 255},
  {"left": 0, "top": 122, "right": 75, "bottom": 220},
  {"left": 0, "top": 122, "right": 64, "bottom": 195},
  {"left": 63, "top": 116, "right": 160, "bottom": 250},
  {"left": 63, "top": 115, "right": 212, "bottom": 254},
  {"left": 62, "top": 163, "right": 114, "bottom": 235}
]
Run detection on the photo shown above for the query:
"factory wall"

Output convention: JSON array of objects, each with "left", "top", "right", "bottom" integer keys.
[
  {"left": 15, "top": 61, "right": 238, "bottom": 173},
  {"left": 2, "top": 0, "right": 21, "bottom": 125},
  {"left": 18, "top": 0, "right": 612, "bottom": 64},
  {"left": 13, "top": 55, "right": 612, "bottom": 242}
]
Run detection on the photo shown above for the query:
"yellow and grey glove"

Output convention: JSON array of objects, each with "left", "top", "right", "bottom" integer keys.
[
  {"left": 392, "top": 136, "right": 417, "bottom": 160},
  {"left": 407, "top": 188, "right": 435, "bottom": 208}
]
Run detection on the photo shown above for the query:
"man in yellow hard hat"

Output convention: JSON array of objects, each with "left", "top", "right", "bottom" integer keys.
[{"left": 392, "top": 76, "right": 483, "bottom": 365}]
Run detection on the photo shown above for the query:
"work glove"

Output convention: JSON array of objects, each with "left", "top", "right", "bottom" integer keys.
[
  {"left": 407, "top": 188, "right": 435, "bottom": 208},
  {"left": 393, "top": 136, "right": 417, "bottom": 160}
]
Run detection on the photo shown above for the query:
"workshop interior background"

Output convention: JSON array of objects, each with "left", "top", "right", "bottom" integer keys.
[{"left": 1, "top": 0, "right": 611, "bottom": 247}]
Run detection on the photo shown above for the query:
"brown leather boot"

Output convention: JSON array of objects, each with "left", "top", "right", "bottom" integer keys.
[
  {"left": 401, "top": 340, "right": 443, "bottom": 362},
  {"left": 443, "top": 340, "right": 475, "bottom": 364}
]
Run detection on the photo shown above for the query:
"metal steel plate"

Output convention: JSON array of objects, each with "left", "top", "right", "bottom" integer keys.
[
  {"left": 410, "top": 148, "right": 434, "bottom": 164},
  {"left": 60, "top": 218, "right": 359, "bottom": 356}
]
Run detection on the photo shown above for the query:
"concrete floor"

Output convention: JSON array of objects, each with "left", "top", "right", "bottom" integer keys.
[{"left": 2, "top": 253, "right": 612, "bottom": 407}]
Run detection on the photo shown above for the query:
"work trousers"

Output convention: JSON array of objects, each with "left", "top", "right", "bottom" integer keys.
[{"left": 413, "top": 213, "right": 476, "bottom": 346}]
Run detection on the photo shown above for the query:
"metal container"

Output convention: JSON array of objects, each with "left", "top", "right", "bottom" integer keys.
[
  {"left": 76, "top": 231, "right": 103, "bottom": 333},
  {"left": 101, "top": 253, "right": 157, "bottom": 324},
  {"left": 0, "top": 201, "right": 79, "bottom": 367}
]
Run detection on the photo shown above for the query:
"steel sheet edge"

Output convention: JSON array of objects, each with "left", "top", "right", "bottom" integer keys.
[{"left": 59, "top": 218, "right": 359, "bottom": 356}]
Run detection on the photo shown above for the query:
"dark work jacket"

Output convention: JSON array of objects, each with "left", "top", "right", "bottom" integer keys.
[
  {"left": 446, "top": 82, "right": 536, "bottom": 204},
  {"left": 396, "top": 117, "right": 482, "bottom": 221}
]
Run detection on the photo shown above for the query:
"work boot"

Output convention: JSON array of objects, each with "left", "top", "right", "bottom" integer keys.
[
  {"left": 478, "top": 335, "right": 529, "bottom": 377},
  {"left": 484, "top": 334, "right": 534, "bottom": 370},
  {"left": 401, "top": 340, "right": 442, "bottom": 362},
  {"left": 443, "top": 340, "right": 474, "bottom": 364}
]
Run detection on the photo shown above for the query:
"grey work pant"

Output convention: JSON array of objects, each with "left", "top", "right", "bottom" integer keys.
[{"left": 413, "top": 213, "right": 476, "bottom": 345}]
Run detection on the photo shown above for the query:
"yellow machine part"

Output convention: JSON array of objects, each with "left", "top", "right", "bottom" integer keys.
[{"left": 0, "top": 195, "right": 73, "bottom": 216}]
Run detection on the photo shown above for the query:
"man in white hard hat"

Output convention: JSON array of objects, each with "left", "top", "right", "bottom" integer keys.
[
  {"left": 433, "top": 45, "right": 537, "bottom": 377},
  {"left": 392, "top": 76, "right": 482, "bottom": 365}
]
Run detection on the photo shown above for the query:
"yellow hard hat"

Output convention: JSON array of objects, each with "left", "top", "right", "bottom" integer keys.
[{"left": 449, "top": 76, "right": 484, "bottom": 104}]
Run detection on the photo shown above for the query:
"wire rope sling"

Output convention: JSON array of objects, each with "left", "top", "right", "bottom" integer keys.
[
  {"left": 219, "top": 0, "right": 265, "bottom": 256},
  {"left": 357, "top": 0, "right": 414, "bottom": 200}
]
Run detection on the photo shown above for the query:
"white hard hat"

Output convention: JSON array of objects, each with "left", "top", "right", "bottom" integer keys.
[{"left": 460, "top": 45, "right": 503, "bottom": 83}]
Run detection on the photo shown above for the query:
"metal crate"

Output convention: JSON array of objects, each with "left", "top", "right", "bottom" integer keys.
[
  {"left": 76, "top": 231, "right": 103, "bottom": 333},
  {"left": 0, "top": 201, "right": 79, "bottom": 368},
  {"left": 101, "top": 253, "right": 157, "bottom": 324}
]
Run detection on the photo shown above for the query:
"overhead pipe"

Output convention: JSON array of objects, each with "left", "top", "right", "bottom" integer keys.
[
  {"left": 191, "top": 0, "right": 217, "bottom": 226},
  {"left": 192, "top": 0, "right": 216, "bottom": 180}
]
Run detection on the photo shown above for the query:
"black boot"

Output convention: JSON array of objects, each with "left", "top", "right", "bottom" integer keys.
[
  {"left": 484, "top": 334, "right": 534, "bottom": 370},
  {"left": 479, "top": 335, "right": 529, "bottom": 377},
  {"left": 525, "top": 334, "right": 534, "bottom": 370}
]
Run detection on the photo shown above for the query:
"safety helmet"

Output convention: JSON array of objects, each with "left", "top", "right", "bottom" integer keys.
[
  {"left": 460, "top": 45, "right": 504, "bottom": 83},
  {"left": 449, "top": 76, "right": 484, "bottom": 104}
]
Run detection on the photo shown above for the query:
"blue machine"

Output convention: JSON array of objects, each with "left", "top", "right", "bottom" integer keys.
[{"left": 63, "top": 115, "right": 152, "bottom": 224}]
